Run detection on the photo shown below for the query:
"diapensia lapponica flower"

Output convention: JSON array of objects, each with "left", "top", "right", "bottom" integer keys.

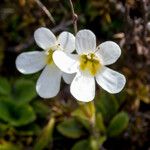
[
  {"left": 53, "top": 29, "right": 126, "bottom": 102},
  {"left": 16, "top": 27, "right": 75, "bottom": 98}
]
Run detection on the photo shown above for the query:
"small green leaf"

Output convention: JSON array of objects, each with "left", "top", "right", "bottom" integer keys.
[
  {"left": 89, "top": 136, "right": 106, "bottom": 150},
  {"left": 107, "top": 112, "right": 129, "bottom": 137},
  {"left": 32, "top": 101, "right": 50, "bottom": 118},
  {"left": 96, "top": 91, "right": 119, "bottom": 121},
  {"left": 72, "top": 139, "right": 91, "bottom": 150},
  {"left": 0, "top": 98, "right": 36, "bottom": 126},
  {"left": 75, "top": 118, "right": 90, "bottom": 130},
  {"left": 72, "top": 102, "right": 95, "bottom": 121},
  {"left": 72, "top": 102, "right": 95, "bottom": 129},
  {"left": 95, "top": 113, "right": 106, "bottom": 132},
  {"left": 33, "top": 117, "right": 55, "bottom": 150},
  {"left": 72, "top": 136, "right": 106, "bottom": 150},
  {"left": 13, "top": 79, "right": 37, "bottom": 104},
  {"left": 0, "top": 77, "right": 11, "bottom": 95},
  {"left": 0, "top": 140, "right": 21, "bottom": 150},
  {"left": 57, "top": 118, "right": 84, "bottom": 139}
]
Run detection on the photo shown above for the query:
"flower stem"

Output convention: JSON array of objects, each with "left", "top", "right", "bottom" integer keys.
[
  {"left": 34, "top": 0, "right": 55, "bottom": 24},
  {"left": 69, "top": 0, "right": 78, "bottom": 34}
]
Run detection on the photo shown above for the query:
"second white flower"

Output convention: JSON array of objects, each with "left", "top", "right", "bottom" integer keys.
[{"left": 53, "top": 29, "right": 126, "bottom": 102}]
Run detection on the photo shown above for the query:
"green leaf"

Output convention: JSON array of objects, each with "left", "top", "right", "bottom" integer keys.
[
  {"left": 0, "top": 140, "right": 21, "bottom": 150},
  {"left": 13, "top": 79, "right": 37, "bottom": 104},
  {"left": 32, "top": 101, "right": 50, "bottom": 118},
  {"left": 107, "top": 112, "right": 129, "bottom": 137},
  {"left": 72, "top": 102, "right": 95, "bottom": 121},
  {"left": 89, "top": 136, "right": 106, "bottom": 150},
  {"left": 72, "top": 139, "right": 91, "bottom": 150},
  {"left": 0, "top": 77, "right": 11, "bottom": 95},
  {"left": 33, "top": 117, "right": 55, "bottom": 150},
  {"left": 57, "top": 118, "right": 84, "bottom": 139},
  {"left": 72, "top": 102, "right": 95, "bottom": 129},
  {"left": 95, "top": 113, "right": 106, "bottom": 132},
  {"left": 72, "top": 136, "right": 106, "bottom": 150},
  {"left": 75, "top": 118, "right": 90, "bottom": 130},
  {"left": 0, "top": 98, "right": 36, "bottom": 126},
  {"left": 96, "top": 91, "right": 119, "bottom": 121}
]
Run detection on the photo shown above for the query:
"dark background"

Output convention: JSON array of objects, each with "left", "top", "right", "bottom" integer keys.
[{"left": 0, "top": 0, "right": 150, "bottom": 150}]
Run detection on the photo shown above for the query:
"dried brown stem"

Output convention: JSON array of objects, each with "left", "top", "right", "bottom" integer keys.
[
  {"left": 69, "top": 0, "right": 78, "bottom": 34},
  {"left": 34, "top": 0, "right": 55, "bottom": 24}
]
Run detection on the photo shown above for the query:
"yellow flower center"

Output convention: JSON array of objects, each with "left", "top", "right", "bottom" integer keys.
[
  {"left": 46, "top": 44, "right": 62, "bottom": 65},
  {"left": 46, "top": 49, "right": 54, "bottom": 64},
  {"left": 79, "top": 53, "right": 101, "bottom": 76}
]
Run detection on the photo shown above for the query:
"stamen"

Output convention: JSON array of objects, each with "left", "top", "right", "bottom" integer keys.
[
  {"left": 46, "top": 44, "right": 63, "bottom": 64},
  {"left": 79, "top": 53, "right": 101, "bottom": 76},
  {"left": 46, "top": 49, "right": 54, "bottom": 64}
]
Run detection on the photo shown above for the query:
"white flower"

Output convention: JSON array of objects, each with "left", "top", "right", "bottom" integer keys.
[
  {"left": 53, "top": 29, "right": 126, "bottom": 102},
  {"left": 16, "top": 27, "right": 75, "bottom": 98}
]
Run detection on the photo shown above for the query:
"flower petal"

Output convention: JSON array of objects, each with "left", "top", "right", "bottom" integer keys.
[
  {"left": 96, "top": 67, "right": 126, "bottom": 94},
  {"left": 34, "top": 27, "right": 56, "bottom": 50},
  {"left": 36, "top": 65, "right": 62, "bottom": 98},
  {"left": 62, "top": 72, "right": 75, "bottom": 84},
  {"left": 70, "top": 71, "right": 95, "bottom": 102},
  {"left": 58, "top": 32, "right": 75, "bottom": 53},
  {"left": 16, "top": 51, "right": 46, "bottom": 74},
  {"left": 53, "top": 50, "right": 79, "bottom": 74},
  {"left": 96, "top": 41, "right": 121, "bottom": 65},
  {"left": 76, "top": 30, "right": 96, "bottom": 54}
]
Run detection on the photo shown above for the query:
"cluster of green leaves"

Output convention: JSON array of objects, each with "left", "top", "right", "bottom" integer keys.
[
  {"left": 0, "top": 76, "right": 129, "bottom": 150},
  {"left": 0, "top": 77, "right": 36, "bottom": 126},
  {"left": 56, "top": 91, "right": 129, "bottom": 150},
  {"left": 0, "top": 76, "right": 52, "bottom": 150}
]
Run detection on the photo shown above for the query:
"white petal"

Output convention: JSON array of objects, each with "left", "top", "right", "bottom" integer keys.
[
  {"left": 53, "top": 50, "right": 79, "bottom": 74},
  {"left": 34, "top": 27, "right": 56, "bottom": 50},
  {"left": 96, "top": 41, "right": 121, "bottom": 65},
  {"left": 96, "top": 67, "right": 126, "bottom": 94},
  {"left": 70, "top": 71, "right": 95, "bottom": 102},
  {"left": 16, "top": 51, "right": 46, "bottom": 74},
  {"left": 62, "top": 73, "right": 75, "bottom": 84},
  {"left": 36, "top": 65, "right": 62, "bottom": 98},
  {"left": 76, "top": 30, "right": 96, "bottom": 54},
  {"left": 58, "top": 32, "right": 75, "bottom": 53}
]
